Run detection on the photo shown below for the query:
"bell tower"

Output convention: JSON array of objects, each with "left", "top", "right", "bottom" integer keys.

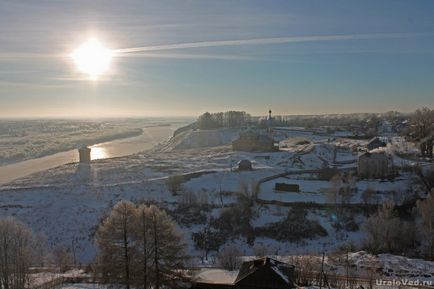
[{"left": 266, "top": 109, "right": 274, "bottom": 135}]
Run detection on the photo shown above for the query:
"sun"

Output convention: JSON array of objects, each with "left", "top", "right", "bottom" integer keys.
[{"left": 71, "top": 38, "right": 113, "bottom": 80}]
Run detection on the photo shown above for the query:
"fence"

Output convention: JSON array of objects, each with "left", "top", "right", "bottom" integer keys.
[
  {"left": 32, "top": 272, "right": 433, "bottom": 289},
  {"left": 32, "top": 276, "right": 95, "bottom": 289},
  {"left": 299, "top": 272, "right": 434, "bottom": 289}
]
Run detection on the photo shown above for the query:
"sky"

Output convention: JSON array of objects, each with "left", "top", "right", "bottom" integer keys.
[{"left": 1, "top": 0, "right": 434, "bottom": 118}]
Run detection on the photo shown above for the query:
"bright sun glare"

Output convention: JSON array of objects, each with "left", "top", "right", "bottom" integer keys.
[{"left": 71, "top": 38, "right": 113, "bottom": 80}]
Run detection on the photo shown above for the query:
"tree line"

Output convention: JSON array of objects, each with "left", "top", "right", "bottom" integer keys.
[
  {"left": 196, "top": 111, "right": 251, "bottom": 130},
  {"left": 0, "top": 200, "right": 187, "bottom": 289},
  {"left": 195, "top": 107, "right": 433, "bottom": 159},
  {"left": 406, "top": 107, "right": 434, "bottom": 158}
]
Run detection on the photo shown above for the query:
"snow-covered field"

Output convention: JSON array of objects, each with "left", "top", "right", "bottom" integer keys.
[
  {"left": 258, "top": 176, "right": 410, "bottom": 204},
  {"left": 0, "top": 126, "right": 428, "bottom": 264}
]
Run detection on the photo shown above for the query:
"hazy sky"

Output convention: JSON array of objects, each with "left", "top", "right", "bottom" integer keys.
[{"left": 1, "top": 0, "right": 434, "bottom": 118}]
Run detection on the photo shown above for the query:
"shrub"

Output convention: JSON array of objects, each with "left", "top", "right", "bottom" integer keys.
[
  {"left": 256, "top": 208, "right": 327, "bottom": 242},
  {"left": 167, "top": 175, "right": 185, "bottom": 195}
]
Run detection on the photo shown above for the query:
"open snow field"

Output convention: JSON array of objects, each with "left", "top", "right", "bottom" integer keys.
[{"left": 0, "top": 126, "right": 426, "bottom": 264}]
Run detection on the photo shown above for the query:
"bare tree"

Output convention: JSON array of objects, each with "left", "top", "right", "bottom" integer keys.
[
  {"left": 327, "top": 173, "right": 357, "bottom": 219},
  {"left": 53, "top": 245, "right": 73, "bottom": 272},
  {"left": 327, "top": 174, "right": 340, "bottom": 208},
  {"left": 409, "top": 107, "right": 434, "bottom": 158},
  {"left": 192, "top": 221, "right": 222, "bottom": 263},
  {"left": 0, "top": 217, "right": 41, "bottom": 289},
  {"left": 167, "top": 175, "right": 184, "bottom": 196},
  {"left": 363, "top": 202, "right": 415, "bottom": 254},
  {"left": 239, "top": 180, "right": 260, "bottom": 205},
  {"left": 33, "top": 234, "right": 49, "bottom": 267},
  {"left": 417, "top": 191, "right": 434, "bottom": 260},
  {"left": 217, "top": 244, "right": 242, "bottom": 271},
  {"left": 363, "top": 203, "right": 398, "bottom": 254},
  {"left": 361, "top": 188, "right": 375, "bottom": 206},
  {"left": 179, "top": 190, "right": 198, "bottom": 206},
  {"left": 252, "top": 243, "right": 269, "bottom": 257},
  {"left": 288, "top": 255, "right": 318, "bottom": 286},
  {"left": 361, "top": 187, "right": 376, "bottom": 216}
]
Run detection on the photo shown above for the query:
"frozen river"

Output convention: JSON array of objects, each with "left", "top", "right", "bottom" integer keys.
[{"left": 0, "top": 125, "right": 176, "bottom": 186}]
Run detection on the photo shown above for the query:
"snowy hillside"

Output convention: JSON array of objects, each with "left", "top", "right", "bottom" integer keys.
[
  {"left": 160, "top": 128, "right": 240, "bottom": 151},
  {"left": 0, "top": 127, "right": 428, "bottom": 264}
]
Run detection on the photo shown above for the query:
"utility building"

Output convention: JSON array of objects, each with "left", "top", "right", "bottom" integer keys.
[
  {"left": 358, "top": 151, "right": 390, "bottom": 179},
  {"left": 78, "top": 146, "right": 91, "bottom": 163}
]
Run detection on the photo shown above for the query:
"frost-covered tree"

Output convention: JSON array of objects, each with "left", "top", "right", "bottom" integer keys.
[
  {"left": 327, "top": 172, "right": 357, "bottom": 218},
  {"left": 96, "top": 201, "right": 187, "bottom": 289},
  {"left": 239, "top": 180, "right": 260, "bottom": 206},
  {"left": 96, "top": 200, "right": 136, "bottom": 289},
  {"left": 0, "top": 217, "right": 40, "bottom": 289},
  {"left": 197, "top": 111, "right": 251, "bottom": 129},
  {"left": 197, "top": 112, "right": 219, "bottom": 130},
  {"left": 408, "top": 107, "right": 434, "bottom": 158},
  {"left": 33, "top": 234, "right": 50, "bottom": 267},
  {"left": 363, "top": 203, "right": 415, "bottom": 254},
  {"left": 133, "top": 204, "right": 152, "bottom": 289},
  {"left": 53, "top": 245, "right": 73, "bottom": 272},
  {"left": 148, "top": 205, "right": 186, "bottom": 289}
]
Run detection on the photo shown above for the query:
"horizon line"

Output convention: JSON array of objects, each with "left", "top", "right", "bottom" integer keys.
[{"left": 0, "top": 110, "right": 419, "bottom": 120}]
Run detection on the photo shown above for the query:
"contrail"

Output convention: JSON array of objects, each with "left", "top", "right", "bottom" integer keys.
[
  {"left": 118, "top": 52, "right": 259, "bottom": 61},
  {"left": 115, "top": 32, "right": 415, "bottom": 53}
]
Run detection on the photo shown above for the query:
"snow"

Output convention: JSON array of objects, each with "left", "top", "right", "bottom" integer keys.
[
  {"left": 162, "top": 128, "right": 239, "bottom": 151},
  {"left": 259, "top": 177, "right": 328, "bottom": 203},
  {"left": 30, "top": 269, "right": 85, "bottom": 287},
  {"left": 0, "top": 126, "right": 430, "bottom": 264},
  {"left": 376, "top": 253, "right": 434, "bottom": 278},
  {"left": 258, "top": 176, "right": 410, "bottom": 205},
  {"left": 193, "top": 268, "right": 238, "bottom": 284},
  {"left": 57, "top": 284, "right": 108, "bottom": 289},
  {"left": 194, "top": 252, "right": 434, "bottom": 286},
  {"left": 344, "top": 252, "right": 434, "bottom": 280},
  {"left": 0, "top": 119, "right": 150, "bottom": 165},
  {"left": 335, "top": 151, "right": 357, "bottom": 163}
]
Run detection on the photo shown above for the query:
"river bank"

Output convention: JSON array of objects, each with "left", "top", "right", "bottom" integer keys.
[{"left": 0, "top": 125, "right": 178, "bottom": 186}]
